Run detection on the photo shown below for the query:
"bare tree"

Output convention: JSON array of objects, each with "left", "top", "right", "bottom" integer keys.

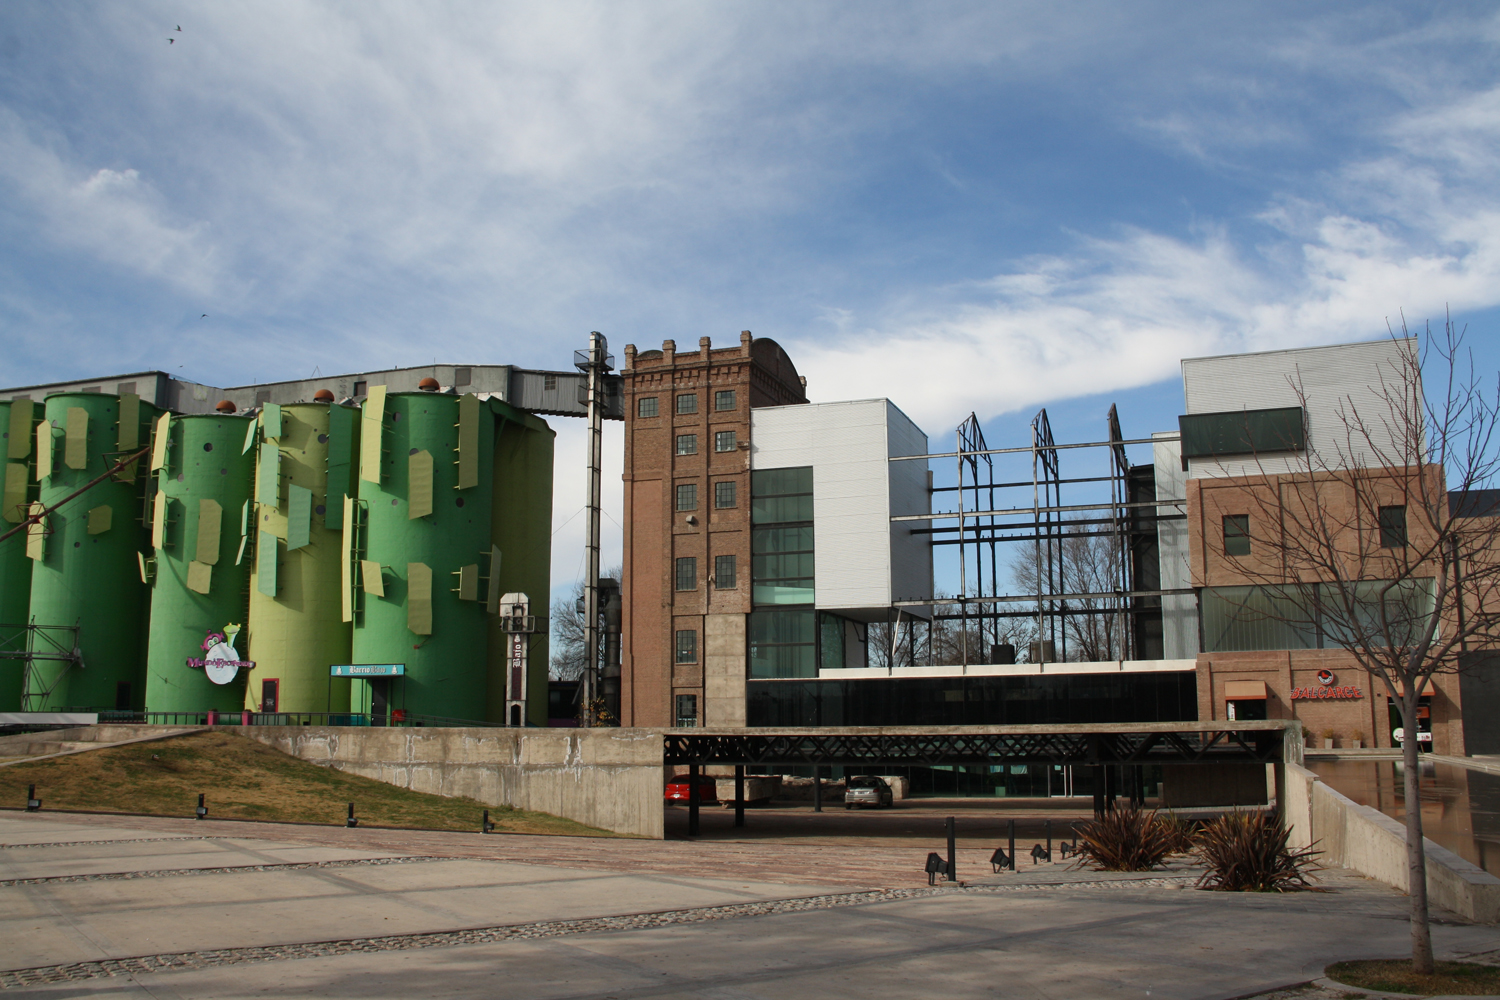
[
  {"left": 1010, "top": 518, "right": 1127, "bottom": 661},
  {"left": 866, "top": 596, "right": 1038, "bottom": 668},
  {"left": 1220, "top": 317, "right": 1500, "bottom": 974},
  {"left": 550, "top": 567, "right": 621, "bottom": 681}
]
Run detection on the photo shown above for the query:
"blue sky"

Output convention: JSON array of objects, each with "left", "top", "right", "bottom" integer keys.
[{"left": 4, "top": 2, "right": 1500, "bottom": 602}]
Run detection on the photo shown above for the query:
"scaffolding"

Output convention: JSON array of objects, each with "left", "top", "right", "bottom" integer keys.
[
  {"left": 894, "top": 406, "right": 1190, "bottom": 668},
  {"left": 0, "top": 622, "right": 84, "bottom": 711}
]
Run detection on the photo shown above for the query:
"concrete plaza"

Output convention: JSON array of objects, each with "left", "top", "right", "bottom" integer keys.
[{"left": 0, "top": 810, "right": 1496, "bottom": 1000}]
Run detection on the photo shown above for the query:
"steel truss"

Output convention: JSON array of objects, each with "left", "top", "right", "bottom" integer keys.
[
  {"left": 0, "top": 622, "right": 84, "bottom": 711},
  {"left": 663, "top": 726, "right": 1285, "bottom": 767}
]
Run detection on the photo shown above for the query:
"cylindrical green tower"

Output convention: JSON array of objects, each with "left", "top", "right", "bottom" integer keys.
[
  {"left": 143, "top": 412, "right": 256, "bottom": 714},
  {"left": 246, "top": 400, "right": 360, "bottom": 716},
  {"left": 27, "top": 392, "right": 158, "bottom": 711},
  {"left": 0, "top": 399, "right": 36, "bottom": 711},
  {"left": 352, "top": 390, "right": 494, "bottom": 721}
]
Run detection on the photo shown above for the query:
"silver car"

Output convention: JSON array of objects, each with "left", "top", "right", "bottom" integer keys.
[{"left": 844, "top": 775, "right": 894, "bottom": 809}]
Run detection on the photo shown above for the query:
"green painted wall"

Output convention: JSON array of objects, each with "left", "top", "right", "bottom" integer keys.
[
  {"left": 486, "top": 400, "right": 554, "bottom": 727},
  {"left": 353, "top": 391, "right": 495, "bottom": 721},
  {"left": 28, "top": 393, "right": 158, "bottom": 711},
  {"left": 245, "top": 402, "right": 357, "bottom": 715},
  {"left": 0, "top": 400, "right": 34, "bottom": 710},
  {"left": 144, "top": 414, "right": 256, "bottom": 714}
]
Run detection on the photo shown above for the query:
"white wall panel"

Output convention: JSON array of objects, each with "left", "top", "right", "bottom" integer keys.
[
  {"left": 1183, "top": 338, "right": 1419, "bottom": 480},
  {"left": 752, "top": 399, "right": 931, "bottom": 613},
  {"left": 1153, "top": 433, "right": 1198, "bottom": 659}
]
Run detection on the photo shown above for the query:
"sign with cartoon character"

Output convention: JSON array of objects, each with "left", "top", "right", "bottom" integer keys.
[{"left": 186, "top": 624, "right": 255, "bottom": 685}]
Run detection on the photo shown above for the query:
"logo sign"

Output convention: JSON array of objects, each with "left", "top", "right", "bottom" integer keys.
[
  {"left": 1291, "top": 684, "right": 1362, "bottom": 700},
  {"left": 1316, "top": 669, "right": 1335, "bottom": 685},
  {"left": 329, "top": 664, "right": 406, "bottom": 677},
  {"left": 186, "top": 624, "right": 254, "bottom": 686}
]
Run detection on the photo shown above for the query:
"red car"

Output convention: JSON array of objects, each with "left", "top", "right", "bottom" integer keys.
[{"left": 664, "top": 773, "right": 719, "bottom": 804}]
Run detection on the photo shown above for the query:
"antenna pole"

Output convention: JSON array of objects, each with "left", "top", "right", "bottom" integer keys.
[{"left": 581, "top": 332, "right": 607, "bottom": 725}]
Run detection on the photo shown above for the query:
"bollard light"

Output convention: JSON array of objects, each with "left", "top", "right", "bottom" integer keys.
[
  {"left": 924, "top": 852, "right": 947, "bottom": 886},
  {"left": 196, "top": 793, "right": 208, "bottom": 821},
  {"left": 25, "top": 784, "right": 40, "bottom": 813},
  {"left": 346, "top": 802, "right": 358, "bottom": 828},
  {"left": 482, "top": 809, "right": 495, "bottom": 834},
  {"left": 989, "top": 847, "right": 1011, "bottom": 873}
]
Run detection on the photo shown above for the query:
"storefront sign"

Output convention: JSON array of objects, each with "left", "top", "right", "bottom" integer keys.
[
  {"left": 329, "top": 664, "right": 406, "bottom": 677},
  {"left": 186, "top": 624, "right": 254, "bottom": 686},
  {"left": 1291, "top": 685, "right": 1362, "bottom": 700}
]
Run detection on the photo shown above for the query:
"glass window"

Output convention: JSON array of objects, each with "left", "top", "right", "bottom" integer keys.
[
  {"left": 1223, "top": 514, "right": 1250, "bottom": 556},
  {"left": 1179, "top": 407, "right": 1305, "bottom": 459},
  {"left": 674, "top": 694, "right": 698, "bottom": 727},
  {"left": 715, "top": 554, "right": 737, "bottom": 588},
  {"left": 751, "top": 467, "right": 814, "bottom": 525},
  {"left": 676, "top": 434, "right": 697, "bottom": 456},
  {"left": 675, "top": 557, "right": 697, "bottom": 591},
  {"left": 675, "top": 629, "right": 697, "bottom": 663},
  {"left": 1379, "top": 505, "right": 1408, "bottom": 548},
  {"left": 748, "top": 608, "right": 817, "bottom": 678},
  {"left": 751, "top": 525, "right": 815, "bottom": 605},
  {"left": 715, "top": 430, "right": 736, "bottom": 452},
  {"left": 637, "top": 397, "right": 659, "bottom": 418},
  {"left": 676, "top": 394, "right": 698, "bottom": 415},
  {"left": 676, "top": 483, "right": 697, "bottom": 511},
  {"left": 715, "top": 481, "right": 737, "bottom": 508},
  {"left": 715, "top": 390, "right": 736, "bottom": 411},
  {"left": 1201, "top": 585, "right": 1319, "bottom": 652}
]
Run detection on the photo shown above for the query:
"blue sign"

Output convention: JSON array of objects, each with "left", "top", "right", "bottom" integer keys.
[{"left": 329, "top": 663, "right": 405, "bottom": 677}]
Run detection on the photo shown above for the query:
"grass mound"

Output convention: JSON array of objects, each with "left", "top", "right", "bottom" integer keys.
[
  {"left": 1326, "top": 959, "right": 1500, "bottom": 995},
  {"left": 0, "top": 730, "right": 613, "bottom": 837}
]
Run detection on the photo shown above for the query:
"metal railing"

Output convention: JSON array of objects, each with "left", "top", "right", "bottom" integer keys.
[{"left": 104, "top": 711, "right": 511, "bottom": 729}]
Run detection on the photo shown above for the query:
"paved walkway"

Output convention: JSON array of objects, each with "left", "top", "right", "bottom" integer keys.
[{"left": 1, "top": 811, "right": 1496, "bottom": 999}]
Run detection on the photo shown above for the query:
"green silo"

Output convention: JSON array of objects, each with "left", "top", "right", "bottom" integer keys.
[
  {"left": 27, "top": 392, "right": 158, "bottom": 711},
  {"left": 0, "top": 399, "right": 37, "bottom": 711},
  {"left": 245, "top": 400, "right": 360, "bottom": 716},
  {"left": 143, "top": 411, "right": 256, "bottom": 715},
  {"left": 352, "top": 389, "right": 496, "bottom": 721},
  {"left": 486, "top": 400, "right": 555, "bottom": 726}
]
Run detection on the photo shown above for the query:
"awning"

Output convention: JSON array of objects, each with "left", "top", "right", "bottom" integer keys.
[
  {"left": 1224, "top": 680, "right": 1268, "bottom": 700},
  {"left": 1390, "top": 678, "right": 1437, "bottom": 699}
]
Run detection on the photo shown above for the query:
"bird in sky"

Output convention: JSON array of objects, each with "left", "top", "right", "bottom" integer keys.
[
  {"left": 176, "top": 25, "right": 182, "bottom": 31},
  {"left": 201, "top": 314, "right": 207, "bottom": 319},
  {"left": 167, "top": 37, "right": 174, "bottom": 44}
]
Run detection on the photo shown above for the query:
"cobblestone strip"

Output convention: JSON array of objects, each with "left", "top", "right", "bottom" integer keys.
[
  {"left": 0, "top": 877, "right": 1205, "bottom": 988},
  {"left": 0, "top": 836, "right": 230, "bottom": 851},
  {"left": 0, "top": 855, "right": 437, "bottom": 887}
]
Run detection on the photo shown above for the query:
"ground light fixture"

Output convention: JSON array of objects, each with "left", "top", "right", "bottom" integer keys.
[
  {"left": 924, "top": 852, "right": 947, "bottom": 886},
  {"left": 989, "top": 847, "right": 1011, "bottom": 873},
  {"left": 196, "top": 793, "right": 207, "bottom": 820},
  {"left": 1031, "top": 843, "right": 1051, "bottom": 863},
  {"left": 25, "top": 784, "right": 40, "bottom": 812},
  {"left": 346, "top": 803, "right": 358, "bottom": 828},
  {"left": 1059, "top": 838, "right": 1078, "bottom": 860},
  {"left": 482, "top": 809, "right": 495, "bottom": 834}
]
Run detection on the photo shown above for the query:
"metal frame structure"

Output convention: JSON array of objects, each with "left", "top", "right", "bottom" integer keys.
[
  {"left": 893, "top": 408, "right": 1190, "bottom": 668},
  {"left": 0, "top": 623, "right": 84, "bottom": 711},
  {"left": 663, "top": 724, "right": 1287, "bottom": 767}
]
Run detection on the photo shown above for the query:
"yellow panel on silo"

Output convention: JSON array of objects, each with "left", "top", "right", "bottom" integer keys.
[
  {"left": 3, "top": 463, "right": 25, "bottom": 522},
  {"left": 152, "top": 491, "right": 168, "bottom": 549},
  {"left": 340, "top": 494, "right": 354, "bottom": 622},
  {"left": 118, "top": 393, "right": 140, "bottom": 451},
  {"left": 359, "top": 385, "right": 386, "bottom": 483},
  {"left": 456, "top": 393, "right": 479, "bottom": 489},
  {"left": 86, "top": 506, "right": 112, "bottom": 534},
  {"left": 361, "top": 559, "right": 384, "bottom": 597},
  {"left": 150, "top": 412, "right": 171, "bottom": 471},
  {"left": 196, "top": 499, "right": 222, "bottom": 564},
  {"left": 34, "top": 422, "right": 51, "bottom": 481},
  {"left": 63, "top": 408, "right": 88, "bottom": 470},
  {"left": 407, "top": 562, "right": 432, "bottom": 634},
  {"left": 186, "top": 560, "right": 212, "bottom": 594},
  {"left": 408, "top": 450, "right": 433, "bottom": 519},
  {"left": 458, "top": 563, "right": 478, "bottom": 601},
  {"left": 26, "top": 503, "right": 44, "bottom": 561},
  {"left": 7, "top": 400, "right": 31, "bottom": 459}
]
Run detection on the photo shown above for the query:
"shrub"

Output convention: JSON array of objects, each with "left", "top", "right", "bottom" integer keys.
[
  {"left": 1196, "top": 810, "right": 1321, "bottom": 892},
  {"left": 1156, "top": 811, "right": 1198, "bottom": 855},
  {"left": 1072, "top": 805, "right": 1175, "bottom": 871}
]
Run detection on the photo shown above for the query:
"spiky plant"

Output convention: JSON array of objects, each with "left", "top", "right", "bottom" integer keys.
[
  {"left": 1196, "top": 810, "right": 1322, "bottom": 892},
  {"left": 1071, "top": 804, "right": 1175, "bottom": 872},
  {"left": 1156, "top": 811, "right": 1199, "bottom": 855}
]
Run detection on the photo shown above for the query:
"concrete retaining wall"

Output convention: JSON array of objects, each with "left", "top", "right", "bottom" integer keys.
[
  {"left": 233, "top": 726, "right": 666, "bottom": 839},
  {"left": 1285, "top": 762, "right": 1500, "bottom": 923}
]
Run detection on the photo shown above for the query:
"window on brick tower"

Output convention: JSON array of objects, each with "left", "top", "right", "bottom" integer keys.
[
  {"left": 675, "top": 629, "right": 697, "bottom": 663},
  {"left": 1379, "top": 505, "right": 1408, "bottom": 548},
  {"left": 715, "top": 481, "right": 737, "bottom": 508},
  {"left": 638, "top": 397, "right": 659, "bottom": 418},
  {"left": 715, "top": 554, "right": 737, "bottom": 588},
  {"left": 715, "top": 389, "right": 736, "bottom": 411},
  {"left": 675, "top": 556, "right": 697, "bottom": 590},
  {"left": 676, "top": 483, "right": 697, "bottom": 511},
  {"left": 676, "top": 434, "right": 697, "bottom": 456},
  {"left": 1223, "top": 514, "right": 1250, "bottom": 557},
  {"left": 715, "top": 430, "right": 736, "bottom": 452},
  {"left": 677, "top": 393, "right": 698, "bottom": 415},
  {"left": 674, "top": 694, "right": 698, "bottom": 727}
]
